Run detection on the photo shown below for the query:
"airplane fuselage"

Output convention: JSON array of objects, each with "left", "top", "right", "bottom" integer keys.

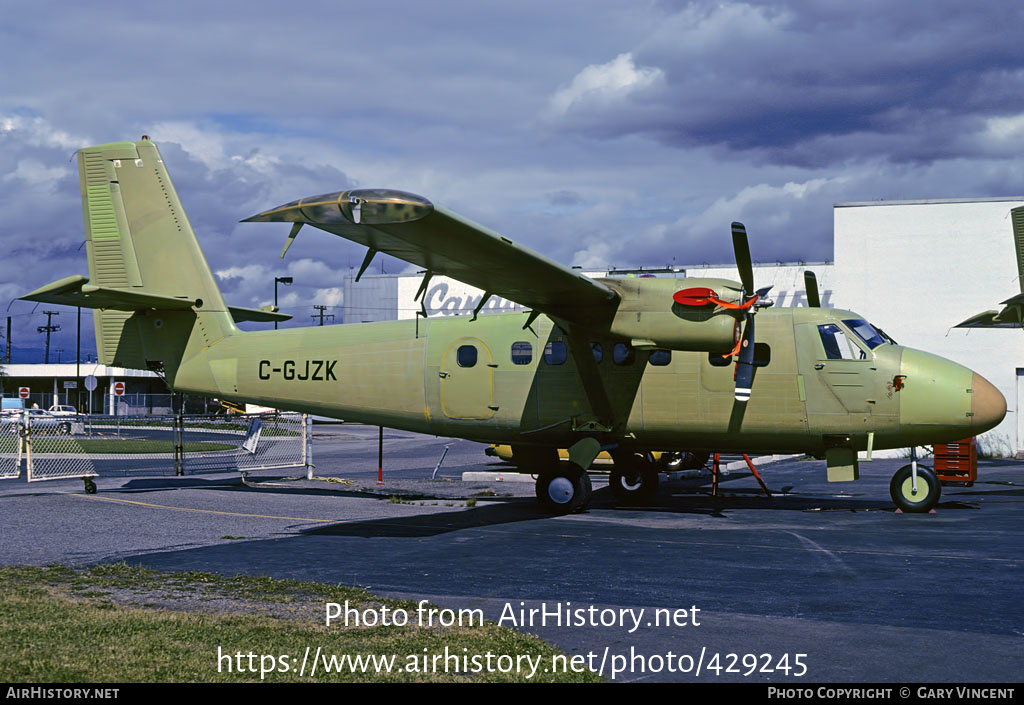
[{"left": 171, "top": 303, "right": 996, "bottom": 458}]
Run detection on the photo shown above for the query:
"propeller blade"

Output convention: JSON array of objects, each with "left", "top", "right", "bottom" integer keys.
[
  {"left": 731, "top": 222, "right": 754, "bottom": 295},
  {"left": 735, "top": 313, "right": 755, "bottom": 402},
  {"left": 804, "top": 270, "right": 820, "bottom": 308}
]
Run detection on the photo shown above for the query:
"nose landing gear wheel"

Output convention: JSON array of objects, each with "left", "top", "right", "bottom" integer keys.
[
  {"left": 536, "top": 463, "right": 592, "bottom": 514},
  {"left": 890, "top": 464, "right": 940, "bottom": 513}
]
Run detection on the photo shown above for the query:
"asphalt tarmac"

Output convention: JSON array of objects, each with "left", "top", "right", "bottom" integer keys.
[{"left": 1, "top": 424, "right": 1022, "bottom": 683}]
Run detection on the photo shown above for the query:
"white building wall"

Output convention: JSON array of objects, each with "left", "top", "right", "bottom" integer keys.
[
  {"left": 396, "top": 275, "right": 526, "bottom": 320},
  {"left": 833, "top": 198, "right": 1024, "bottom": 454},
  {"left": 686, "top": 264, "right": 835, "bottom": 309},
  {"left": 347, "top": 264, "right": 835, "bottom": 325},
  {"left": 342, "top": 275, "right": 399, "bottom": 323}
]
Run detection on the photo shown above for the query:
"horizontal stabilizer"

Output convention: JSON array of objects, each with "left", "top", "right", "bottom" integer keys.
[
  {"left": 954, "top": 310, "right": 1022, "bottom": 328},
  {"left": 20, "top": 275, "right": 290, "bottom": 323},
  {"left": 1000, "top": 292, "right": 1024, "bottom": 307},
  {"left": 228, "top": 305, "right": 291, "bottom": 323},
  {"left": 22, "top": 275, "right": 196, "bottom": 311}
]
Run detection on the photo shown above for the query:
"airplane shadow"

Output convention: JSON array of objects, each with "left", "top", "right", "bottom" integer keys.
[
  {"left": 114, "top": 475, "right": 522, "bottom": 502},
  {"left": 299, "top": 485, "right": 947, "bottom": 541},
  {"left": 305, "top": 498, "right": 549, "bottom": 538},
  {"left": 120, "top": 477, "right": 249, "bottom": 491}
]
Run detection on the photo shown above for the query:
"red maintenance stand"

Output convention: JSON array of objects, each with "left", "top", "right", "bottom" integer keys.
[{"left": 932, "top": 438, "right": 978, "bottom": 487}]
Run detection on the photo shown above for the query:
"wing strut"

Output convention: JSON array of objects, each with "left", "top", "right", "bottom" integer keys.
[{"left": 564, "top": 328, "right": 615, "bottom": 432}]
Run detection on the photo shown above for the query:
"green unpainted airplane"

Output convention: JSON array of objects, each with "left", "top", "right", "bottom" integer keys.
[
  {"left": 956, "top": 206, "right": 1024, "bottom": 328},
  {"left": 22, "top": 138, "right": 1006, "bottom": 514}
]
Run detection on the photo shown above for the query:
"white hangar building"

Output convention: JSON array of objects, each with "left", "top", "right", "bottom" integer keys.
[
  {"left": 344, "top": 195, "right": 1024, "bottom": 456},
  {"left": 834, "top": 197, "right": 1024, "bottom": 457}
]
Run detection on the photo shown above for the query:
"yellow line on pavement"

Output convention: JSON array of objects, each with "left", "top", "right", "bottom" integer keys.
[{"left": 67, "top": 492, "right": 340, "bottom": 523}]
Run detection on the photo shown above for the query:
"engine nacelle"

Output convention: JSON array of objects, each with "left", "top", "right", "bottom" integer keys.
[{"left": 599, "top": 277, "right": 743, "bottom": 353}]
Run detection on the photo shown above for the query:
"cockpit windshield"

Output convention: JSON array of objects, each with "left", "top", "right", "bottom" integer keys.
[{"left": 843, "top": 319, "right": 888, "bottom": 349}]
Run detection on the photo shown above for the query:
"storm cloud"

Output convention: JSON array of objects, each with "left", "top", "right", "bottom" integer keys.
[{"left": 2, "top": 1, "right": 1023, "bottom": 359}]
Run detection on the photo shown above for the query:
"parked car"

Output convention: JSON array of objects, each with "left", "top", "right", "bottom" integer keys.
[
  {"left": 47, "top": 405, "right": 79, "bottom": 417},
  {"left": 1, "top": 398, "right": 26, "bottom": 417},
  {"left": 1, "top": 409, "right": 73, "bottom": 434}
]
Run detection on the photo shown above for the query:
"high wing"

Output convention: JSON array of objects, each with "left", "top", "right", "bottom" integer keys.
[
  {"left": 22, "top": 274, "right": 291, "bottom": 324},
  {"left": 243, "top": 189, "right": 619, "bottom": 325}
]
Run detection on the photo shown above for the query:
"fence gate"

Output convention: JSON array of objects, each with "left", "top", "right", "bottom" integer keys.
[
  {"left": 1, "top": 417, "right": 21, "bottom": 479},
  {"left": 0, "top": 412, "right": 308, "bottom": 481},
  {"left": 27, "top": 416, "right": 98, "bottom": 482},
  {"left": 176, "top": 413, "right": 310, "bottom": 475},
  {"left": 0, "top": 413, "right": 97, "bottom": 482}
]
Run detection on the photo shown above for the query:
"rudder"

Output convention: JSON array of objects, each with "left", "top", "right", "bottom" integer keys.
[{"left": 78, "top": 138, "right": 237, "bottom": 369}]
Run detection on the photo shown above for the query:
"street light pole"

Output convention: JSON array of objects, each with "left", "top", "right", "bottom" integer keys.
[{"left": 274, "top": 276, "right": 293, "bottom": 330}]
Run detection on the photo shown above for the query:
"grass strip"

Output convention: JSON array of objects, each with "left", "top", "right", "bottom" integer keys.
[{"left": 0, "top": 564, "right": 602, "bottom": 683}]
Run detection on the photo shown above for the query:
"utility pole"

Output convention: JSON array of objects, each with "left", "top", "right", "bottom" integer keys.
[
  {"left": 5, "top": 316, "right": 11, "bottom": 363},
  {"left": 37, "top": 311, "right": 60, "bottom": 364},
  {"left": 311, "top": 305, "right": 334, "bottom": 326},
  {"left": 76, "top": 307, "right": 81, "bottom": 411}
]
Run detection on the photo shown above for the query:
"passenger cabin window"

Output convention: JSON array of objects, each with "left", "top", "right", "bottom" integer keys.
[
  {"left": 511, "top": 341, "right": 532, "bottom": 365},
  {"left": 591, "top": 342, "right": 603, "bottom": 363},
  {"left": 457, "top": 344, "right": 478, "bottom": 367},
  {"left": 613, "top": 343, "right": 635, "bottom": 366},
  {"left": 817, "top": 324, "right": 866, "bottom": 360},
  {"left": 544, "top": 341, "right": 567, "bottom": 365},
  {"left": 649, "top": 349, "right": 671, "bottom": 366}
]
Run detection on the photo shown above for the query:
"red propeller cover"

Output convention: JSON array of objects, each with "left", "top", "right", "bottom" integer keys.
[{"left": 672, "top": 287, "right": 717, "bottom": 306}]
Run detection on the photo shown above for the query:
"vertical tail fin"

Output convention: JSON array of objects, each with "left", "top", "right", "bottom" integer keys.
[{"left": 76, "top": 138, "right": 237, "bottom": 373}]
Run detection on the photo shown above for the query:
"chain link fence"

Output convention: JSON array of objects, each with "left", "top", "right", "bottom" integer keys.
[
  {"left": 0, "top": 415, "right": 21, "bottom": 479},
  {"left": 8, "top": 392, "right": 213, "bottom": 416},
  {"left": 0, "top": 412, "right": 310, "bottom": 482}
]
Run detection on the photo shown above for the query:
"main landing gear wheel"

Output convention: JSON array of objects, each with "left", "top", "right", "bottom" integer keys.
[
  {"left": 536, "top": 463, "right": 592, "bottom": 514},
  {"left": 890, "top": 464, "right": 940, "bottom": 513},
  {"left": 609, "top": 452, "right": 659, "bottom": 504},
  {"left": 664, "top": 450, "right": 709, "bottom": 471}
]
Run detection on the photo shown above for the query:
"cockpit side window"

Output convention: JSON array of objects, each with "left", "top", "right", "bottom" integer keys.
[
  {"left": 817, "top": 323, "right": 866, "bottom": 360},
  {"left": 843, "top": 319, "right": 887, "bottom": 349}
]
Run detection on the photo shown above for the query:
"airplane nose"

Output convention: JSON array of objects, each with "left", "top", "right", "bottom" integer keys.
[
  {"left": 971, "top": 372, "right": 1007, "bottom": 433},
  {"left": 898, "top": 348, "right": 1006, "bottom": 442}
]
